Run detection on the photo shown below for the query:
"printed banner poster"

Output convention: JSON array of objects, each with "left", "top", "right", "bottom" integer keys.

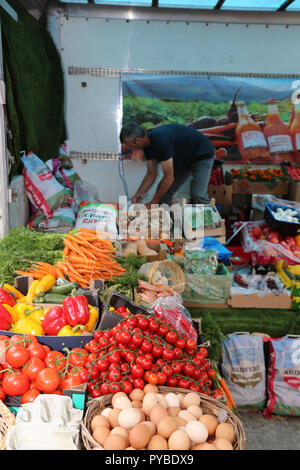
[{"left": 121, "top": 73, "right": 300, "bottom": 163}]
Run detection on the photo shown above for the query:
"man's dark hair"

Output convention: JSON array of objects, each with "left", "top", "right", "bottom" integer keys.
[{"left": 120, "top": 122, "right": 147, "bottom": 143}]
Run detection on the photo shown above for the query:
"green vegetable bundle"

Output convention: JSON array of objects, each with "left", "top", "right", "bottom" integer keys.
[{"left": 0, "top": 226, "right": 65, "bottom": 284}]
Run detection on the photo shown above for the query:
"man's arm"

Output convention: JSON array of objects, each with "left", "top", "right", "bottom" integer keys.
[
  {"left": 149, "top": 158, "right": 174, "bottom": 205},
  {"left": 131, "top": 159, "right": 157, "bottom": 203}
]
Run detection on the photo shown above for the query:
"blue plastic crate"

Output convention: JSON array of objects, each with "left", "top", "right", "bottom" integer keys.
[{"left": 264, "top": 202, "right": 300, "bottom": 237}]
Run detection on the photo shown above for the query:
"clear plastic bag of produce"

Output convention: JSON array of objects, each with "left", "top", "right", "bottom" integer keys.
[
  {"left": 153, "top": 293, "right": 198, "bottom": 342},
  {"left": 232, "top": 273, "right": 289, "bottom": 297},
  {"left": 252, "top": 194, "right": 300, "bottom": 212},
  {"left": 72, "top": 180, "right": 100, "bottom": 213},
  {"left": 182, "top": 264, "right": 232, "bottom": 304},
  {"left": 241, "top": 220, "right": 300, "bottom": 265}
]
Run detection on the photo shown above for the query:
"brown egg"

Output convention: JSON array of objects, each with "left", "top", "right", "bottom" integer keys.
[
  {"left": 112, "top": 392, "right": 127, "bottom": 407},
  {"left": 131, "top": 400, "right": 142, "bottom": 408},
  {"left": 91, "top": 415, "right": 110, "bottom": 432},
  {"left": 192, "top": 442, "right": 217, "bottom": 450},
  {"left": 178, "top": 410, "right": 197, "bottom": 422},
  {"left": 141, "top": 420, "right": 156, "bottom": 437},
  {"left": 215, "top": 423, "right": 235, "bottom": 443},
  {"left": 168, "top": 407, "right": 180, "bottom": 417},
  {"left": 182, "top": 392, "right": 201, "bottom": 409},
  {"left": 108, "top": 408, "right": 121, "bottom": 428},
  {"left": 147, "top": 434, "right": 168, "bottom": 450},
  {"left": 168, "top": 430, "right": 190, "bottom": 450},
  {"left": 150, "top": 405, "right": 168, "bottom": 426},
  {"left": 129, "top": 389, "right": 145, "bottom": 402},
  {"left": 214, "top": 438, "right": 233, "bottom": 450},
  {"left": 92, "top": 426, "right": 110, "bottom": 446},
  {"left": 199, "top": 415, "right": 219, "bottom": 437},
  {"left": 129, "top": 423, "right": 151, "bottom": 449},
  {"left": 157, "top": 416, "right": 178, "bottom": 439},
  {"left": 143, "top": 384, "right": 159, "bottom": 394},
  {"left": 187, "top": 405, "right": 203, "bottom": 419},
  {"left": 113, "top": 396, "right": 132, "bottom": 410},
  {"left": 174, "top": 416, "right": 187, "bottom": 427},
  {"left": 101, "top": 407, "right": 112, "bottom": 419},
  {"left": 110, "top": 426, "right": 129, "bottom": 440},
  {"left": 103, "top": 434, "right": 128, "bottom": 450}
]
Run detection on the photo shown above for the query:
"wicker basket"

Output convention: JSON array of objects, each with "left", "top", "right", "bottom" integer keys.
[
  {"left": 81, "top": 386, "right": 246, "bottom": 451},
  {"left": 138, "top": 260, "right": 186, "bottom": 294},
  {"left": 0, "top": 401, "right": 15, "bottom": 450}
]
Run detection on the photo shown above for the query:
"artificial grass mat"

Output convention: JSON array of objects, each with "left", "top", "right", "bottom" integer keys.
[{"left": 189, "top": 307, "right": 300, "bottom": 362}]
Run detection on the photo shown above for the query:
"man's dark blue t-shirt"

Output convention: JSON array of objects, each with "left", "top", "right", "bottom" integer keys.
[{"left": 143, "top": 124, "right": 215, "bottom": 173}]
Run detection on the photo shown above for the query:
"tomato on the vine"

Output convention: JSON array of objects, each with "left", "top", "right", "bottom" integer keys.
[
  {"left": 26, "top": 342, "right": 47, "bottom": 361},
  {"left": 207, "top": 369, "right": 216, "bottom": 379},
  {"left": 162, "top": 348, "right": 175, "bottom": 361},
  {"left": 6, "top": 344, "right": 30, "bottom": 369},
  {"left": 35, "top": 367, "right": 60, "bottom": 393},
  {"left": 69, "top": 348, "right": 89, "bottom": 368},
  {"left": 157, "top": 372, "right": 167, "bottom": 385},
  {"left": 175, "top": 338, "right": 186, "bottom": 349},
  {"left": 3, "top": 371, "right": 30, "bottom": 396},
  {"left": 166, "top": 376, "right": 178, "bottom": 387},
  {"left": 121, "top": 380, "right": 133, "bottom": 394},
  {"left": 45, "top": 351, "right": 67, "bottom": 372},
  {"left": 131, "top": 364, "right": 144, "bottom": 378},
  {"left": 133, "top": 378, "right": 144, "bottom": 389},
  {"left": 109, "top": 369, "right": 121, "bottom": 382},
  {"left": 96, "top": 358, "right": 108, "bottom": 372},
  {"left": 22, "top": 357, "right": 45, "bottom": 382},
  {"left": 166, "top": 331, "right": 178, "bottom": 344},
  {"left": 21, "top": 388, "right": 40, "bottom": 404}
]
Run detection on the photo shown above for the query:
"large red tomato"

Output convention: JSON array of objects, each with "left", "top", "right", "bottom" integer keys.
[
  {"left": 21, "top": 388, "right": 40, "bottom": 404},
  {"left": 35, "top": 368, "right": 61, "bottom": 393},
  {"left": 6, "top": 344, "right": 30, "bottom": 368},
  {"left": 3, "top": 372, "right": 30, "bottom": 396},
  {"left": 22, "top": 357, "right": 46, "bottom": 382}
]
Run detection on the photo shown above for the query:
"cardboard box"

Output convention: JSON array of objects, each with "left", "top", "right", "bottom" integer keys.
[
  {"left": 208, "top": 184, "right": 233, "bottom": 206},
  {"left": 182, "top": 264, "right": 232, "bottom": 305},
  {"left": 228, "top": 291, "right": 292, "bottom": 309},
  {"left": 232, "top": 179, "right": 289, "bottom": 195}
]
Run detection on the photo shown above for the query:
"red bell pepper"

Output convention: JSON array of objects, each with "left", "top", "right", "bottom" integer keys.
[
  {"left": 62, "top": 295, "right": 90, "bottom": 327},
  {"left": 42, "top": 306, "right": 67, "bottom": 336},
  {"left": 0, "top": 288, "right": 15, "bottom": 307},
  {"left": 0, "top": 305, "right": 13, "bottom": 330}
]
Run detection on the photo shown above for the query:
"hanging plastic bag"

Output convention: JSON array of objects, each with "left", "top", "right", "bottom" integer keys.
[
  {"left": 153, "top": 293, "right": 198, "bottom": 342},
  {"left": 221, "top": 332, "right": 267, "bottom": 409},
  {"left": 72, "top": 180, "right": 100, "bottom": 213},
  {"left": 21, "top": 152, "right": 71, "bottom": 219}
]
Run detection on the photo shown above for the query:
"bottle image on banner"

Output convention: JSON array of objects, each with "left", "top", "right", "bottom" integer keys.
[
  {"left": 290, "top": 102, "right": 300, "bottom": 161},
  {"left": 235, "top": 101, "right": 271, "bottom": 162},
  {"left": 263, "top": 98, "right": 294, "bottom": 163}
]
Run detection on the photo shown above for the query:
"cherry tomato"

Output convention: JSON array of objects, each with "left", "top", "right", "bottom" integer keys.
[
  {"left": 185, "top": 339, "right": 197, "bottom": 351},
  {"left": 109, "top": 369, "right": 121, "bottom": 382},
  {"left": 131, "top": 364, "right": 144, "bottom": 378},
  {"left": 173, "top": 347, "right": 183, "bottom": 359},
  {"left": 166, "top": 331, "right": 178, "bottom": 344},
  {"left": 207, "top": 369, "right": 216, "bottom": 379},
  {"left": 35, "top": 367, "right": 61, "bottom": 393},
  {"left": 189, "top": 383, "right": 200, "bottom": 392},
  {"left": 121, "top": 331, "right": 132, "bottom": 344},
  {"left": 166, "top": 376, "right": 178, "bottom": 387},
  {"left": 21, "top": 388, "right": 40, "bottom": 404},
  {"left": 177, "top": 378, "right": 190, "bottom": 389},
  {"left": 199, "top": 347, "right": 208, "bottom": 358},
  {"left": 125, "top": 351, "right": 135, "bottom": 363},
  {"left": 133, "top": 378, "right": 145, "bottom": 389},
  {"left": 157, "top": 371, "right": 167, "bottom": 385},
  {"left": 6, "top": 344, "right": 30, "bottom": 368},
  {"left": 152, "top": 344, "right": 163, "bottom": 358},
  {"left": 141, "top": 340, "right": 152, "bottom": 354},
  {"left": 121, "top": 380, "right": 133, "bottom": 394},
  {"left": 108, "top": 351, "right": 121, "bottom": 364},
  {"left": 147, "top": 372, "right": 158, "bottom": 385},
  {"left": 192, "top": 368, "right": 201, "bottom": 380},
  {"left": 139, "top": 356, "right": 152, "bottom": 371},
  {"left": 91, "top": 387, "right": 102, "bottom": 399},
  {"left": 110, "top": 382, "right": 121, "bottom": 394},
  {"left": 93, "top": 331, "right": 103, "bottom": 342},
  {"left": 149, "top": 319, "right": 159, "bottom": 332},
  {"left": 162, "top": 348, "right": 175, "bottom": 362},
  {"left": 162, "top": 364, "right": 173, "bottom": 377},
  {"left": 183, "top": 363, "right": 194, "bottom": 377},
  {"left": 175, "top": 338, "right": 186, "bottom": 349},
  {"left": 0, "top": 386, "right": 5, "bottom": 401},
  {"left": 137, "top": 317, "right": 149, "bottom": 330},
  {"left": 158, "top": 325, "right": 169, "bottom": 336},
  {"left": 22, "top": 357, "right": 45, "bottom": 382},
  {"left": 3, "top": 371, "right": 30, "bottom": 396},
  {"left": 100, "top": 382, "right": 110, "bottom": 395},
  {"left": 120, "top": 363, "right": 130, "bottom": 374},
  {"left": 85, "top": 363, "right": 99, "bottom": 380},
  {"left": 79, "top": 367, "right": 89, "bottom": 383}
]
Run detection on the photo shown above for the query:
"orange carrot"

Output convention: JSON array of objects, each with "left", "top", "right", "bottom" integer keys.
[{"left": 220, "top": 378, "right": 236, "bottom": 409}]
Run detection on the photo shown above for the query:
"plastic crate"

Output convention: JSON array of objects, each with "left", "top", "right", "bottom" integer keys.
[{"left": 264, "top": 202, "right": 300, "bottom": 237}]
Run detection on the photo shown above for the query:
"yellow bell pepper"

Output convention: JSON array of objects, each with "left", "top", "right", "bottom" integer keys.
[
  {"left": 84, "top": 305, "right": 99, "bottom": 332},
  {"left": 57, "top": 325, "right": 86, "bottom": 336},
  {"left": 17, "top": 296, "right": 30, "bottom": 303},
  {"left": 28, "top": 308, "right": 45, "bottom": 324},
  {"left": 2, "top": 304, "right": 18, "bottom": 323},
  {"left": 2, "top": 284, "right": 24, "bottom": 299},
  {"left": 26, "top": 280, "right": 40, "bottom": 303},
  {"left": 13, "top": 303, "right": 36, "bottom": 320},
  {"left": 35, "top": 275, "right": 56, "bottom": 297},
  {"left": 11, "top": 318, "right": 44, "bottom": 335}
]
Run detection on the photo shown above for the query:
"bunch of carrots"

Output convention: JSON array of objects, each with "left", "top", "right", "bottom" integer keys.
[{"left": 16, "top": 228, "right": 126, "bottom": 287}]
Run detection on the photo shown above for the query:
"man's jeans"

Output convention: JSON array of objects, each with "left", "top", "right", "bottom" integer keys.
[{"left": 160, "top": 155, "right": 215, "bottom": 206}]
